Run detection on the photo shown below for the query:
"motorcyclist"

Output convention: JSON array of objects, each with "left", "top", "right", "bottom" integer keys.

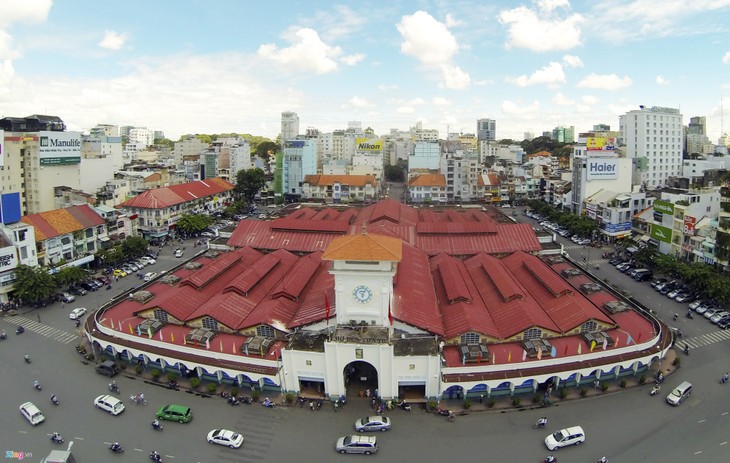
[
  {"left": 545, "top": 455, "right": 556, "bottom": 463},
  {"left": 33, "top": 380, "right": 41, "bottom": 389},
  {"left": 51, "top": 432, "right": 62, "bottom": 443},
  {"left": 151, "top": 419, "right": 161, "bottom": 429},
  {"left": 597, "top": 457, "right": 608, "bottom": 463},
  {"left": 109, "top": 380, "right": 118, "bottom": 391},
  {"left": 51, "top": 394, "right": 58, "bottom": 404},
  {"left": 722, "top": 373, "right": 729, "bottom": 384},
  {"left": 0, "top": 329, "right": 6, "bottom": 339},
  {"left": 537, "top": 416, "right": 548, "bottom": 427},
  {"left": 110, "top": 442, "right": 122, "bottom": 452},
  {"left": 24, "top": 354, "right": 30, "bottom": 363},
  {"left": 150, "top": 450, "right": 162, "bottom": 461}
]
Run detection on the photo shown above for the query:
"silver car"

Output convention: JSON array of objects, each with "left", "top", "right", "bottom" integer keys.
[
  {"left": 335, "top": 435, "right": 378, "bottom": 455},
  {"left": 355, "top": 416, "right": 391, "bottom": 432}
]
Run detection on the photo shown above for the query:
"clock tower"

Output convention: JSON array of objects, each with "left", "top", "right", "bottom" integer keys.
[{"left": 321, "top": 231, "right": 402, "bottom": 327}]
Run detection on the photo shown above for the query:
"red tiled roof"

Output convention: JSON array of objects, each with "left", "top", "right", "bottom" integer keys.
[
  {"left": 303, "top": 174, "right": 377, "bottom": 187},
  {"left": 21, "top": 204, "right": 105, "bottom": 241},
  {"left": 121, "top": 178, "right": 234, "bottom": 209}
]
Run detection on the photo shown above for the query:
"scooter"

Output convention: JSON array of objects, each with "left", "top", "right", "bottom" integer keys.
[
  {"left": 720, "top": 374, "right": 729, "bottom": 384},
  {"left": 109, "top": 382, "right": 119, "bottom": 393},
  {"left": 543, "top": 456, "right": 556, "bottom": 463},
  {"left": 24, "top": 354, "right": 31, "bottom": 364},
  {"left": 149, "top": 451, "right": 163, "bottom": 462},
  {"left": 0, "top": 330, "right": 7, "bottom": 340},
  {"left": 50, "top": 433, "right": 64, "bottom": 444},
  {"left": 109, "top": 443, "right": 124, "bottom": 454},
  {"left": 686, "top": 310, "right": 694, "bottom": 319},
  {"left": 227, "top": 396, "right": 239, "bottom": 406},
  {"left": 316, "top": 398, "right": 323, "bottom": 410},
  {"left": 435, "top": 408, "right": 450, "bottom": 416},
  {"left": 398, "top": 400, "right": 412, "bottom": 411},
  {"left": 262, "top": 398, "right": 275, "bottom": 408},
  {"left": 151, "top": 421, "right": 163, "bottom": 431},
  {"left": 51, "top": 394, "right": 60, "bottom": 405},
  {"left": 34, "top": 381, "right": 42, "bottom": 391},
  {"left": 16, "top": 326, "right": 24, "bottom": 335},
  {"left": 238, "top": 395, "right": 253, "bottom": 405},
  {"left": 533, "top": 417, "right": 548, "bottom": 428},
  {"left": 650, "top": 385, "right": 661, "bottom": 396}
]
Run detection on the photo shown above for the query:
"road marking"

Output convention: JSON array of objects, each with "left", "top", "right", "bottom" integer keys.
[
  {"left": 4, "top": 315, "right": 78, "bottom": 345},
  {"left": 694, "top": 451, "right": 702, "bottom": 454},
  {"left": 721, "top": 442, "right": 727, "bottom": 446},
  {"left": 722, "top": 412, "right": 728, "bottom": 416},
  {"left": 679, "top": 329, "right": 730, "bottom": 349},
  {"left": 698, "top": 419, "right": 706, "bottom": 423}
]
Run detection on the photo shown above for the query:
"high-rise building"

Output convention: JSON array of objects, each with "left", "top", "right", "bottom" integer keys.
[
  {"left": 281, "top": 139, "right": 317, "bottom": 199},
  {"left": 686, "top": 116, "right": 710, "bottom": 156},
  {"left": 281, "top": 112, "right": 300, "bottom": 147},
  {"left": 619, "top": 106, "right": 683, "bottom": 189},
  {"left": 477, "top": 118, "right": 496, "bottom": 142},
  {"left": 552, "top": 126, "right": 575, "bottom": 143}
]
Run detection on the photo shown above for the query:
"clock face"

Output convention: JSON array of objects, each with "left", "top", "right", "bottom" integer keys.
[{"left": 353, "top": 285, "right": 373, "bottom": 304}]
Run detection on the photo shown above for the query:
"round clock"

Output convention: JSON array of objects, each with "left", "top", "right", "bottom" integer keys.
[{"left": 353, "top": 285, "right": 373, "bottom": 304}]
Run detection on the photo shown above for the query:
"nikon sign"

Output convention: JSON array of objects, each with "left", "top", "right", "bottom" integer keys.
[
  {"left": 356, "top": 138, "right": 383, "bottom": 152},
  {"left": 650, "top": 224, "right": 672, "bottom": 244},
  {"left": 586, "top": 159, "right": 618, "bottom": 180},
  {"left": 653, "top": 200, "right": 675, "bottom": 215},
  {"left": 39, "top": 131, "right": 81, "bottom": 165}
]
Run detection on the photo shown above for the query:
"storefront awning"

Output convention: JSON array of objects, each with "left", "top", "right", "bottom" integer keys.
[{"left": 639, "top": 235, "right": 652, "bottom": 243}]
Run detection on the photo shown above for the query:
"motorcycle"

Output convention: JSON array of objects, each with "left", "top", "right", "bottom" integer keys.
[
  {"left": 686, "top": 310, "right": 694, "bottom": 319},
  {"left": 149, "top": 451, "right": 163, "bottom": 462},
  {"left": 238, "top": 395, "right": 253, "bottom": 405},
  {"left": 51, "top": 395, "right": 60, "bottom": 405},
  {"left": 398, "top": 401, "right": 412, "bottom": 411},
  {"left": 109, "top": 382, "right": 119, "bottom": 393},
  {"left": 447, "top": 411, "right": 455, "bottom": 422},
  {"left": 435, "top": 408, "right": 450, "bottom": 416},
  {"left": 0, "top": 330, "right": 7, "bottom": 340},
  {"left": 543, "top": 456, "right": 557, "bottom": 463},
  {"left": 316, "top": 398, "right": 323, "bottom": 410},
  {"left": 683, "top": 345, "right": 690, "bottom": 356},
  {"left": 227, "top": 396, "right": 240, "bottom": 406},
  {"left": 16, "top": 326, "right": 24, "bottom": 335},
  {"left": 109, "top": 443, "right": 124, "bottom": 454},
  {"left": 721, "top": 374, "right": 729, "bottom": 384},
  {"left": 24, "top": 354, "right": 31, "bottom": 364},
  {"left": 650, "top": 385, "right": 661, "bottom": 396},
  {"left": 34, "top": 381, "right": 42, "bottom": 391},
  {"left": 50, "top": 433, "right": 64, "bottom": 444},
  {"left": 533, "top": 417, "right": 548, "bottom": 428},
  {"left": 131, "top": 394, "right": 148, "bottom": 405},
  {"left": 262, "top": 398, "right": 275, "bottom": 408},
  {"left": 151, "top": 421, "right": 163, "bottom": 431}
]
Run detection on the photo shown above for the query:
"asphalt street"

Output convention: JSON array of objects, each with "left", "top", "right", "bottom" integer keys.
[{"left": 2, "top": 215, "right": 730, "bottom": 462}]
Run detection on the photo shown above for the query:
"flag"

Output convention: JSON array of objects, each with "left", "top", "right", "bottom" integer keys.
[
  {"left": 118, "top": 320, "right": 122, "bottom": 331},
  {"left": 507, "top": 350, "right": 512, "bottom": 363},
  {"left": 491, "top": 352, "right": 496, "bottom": 364},
  {"left": 205, "top": 338, "right": 210, "bottom": 350},
  {"left": 477, "top": 352, "right": 482, "bottom": 364},
  {"left": 220, "top": 340, "right": 223, "bottom": 351},
  {"left": 551, "top": 346, "right": 557, "bottom": 358},
  {"left": 129, "top": 324, "right": 134, "bottom": 334},
  {"left": 537, "top": 348, "right": 542, "bottom": 360},
  {"left": 147, "top": 327, "right": 152, "bottom": 339},
  {"left": 461, "top": 354, "right": 466, "bottom": 365},
  {"left": 522, "top": 350, "right": 527, "bottom": 361},
  {"left": 590, "top": 340, "right": 596, "bottom": 352},
  {"left": 325, "top": 292, "right": 331, "bottom": 325},
  {"left": 637, "top": 333, "right": 642, "bottom": 342},
  {"left": 602, "top": 338, "right": 608, "bottom": 351},
  {"left": 388, "top": 300, "right": 393, "bottom": 326},
  {"left": 626, "top": 334, "right": 633, "bottom": 345},
  {"left": 136, "top": 325, "right": 141, "bottom": 336},
  {"left": 159, "top": 330, "right": 164, "bottom": 341},
  {"left": 170, "top": 332, "right": 174, "bottom": 343},
  {"left": 577, "top": 343, "right": 582, "bottom": 354},
  {"left": 233, "top": 342, "right": 236, "bottom": 354}
]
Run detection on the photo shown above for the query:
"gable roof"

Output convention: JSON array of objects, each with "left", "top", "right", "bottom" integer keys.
[
  {"left": 21, "top": 204, "right": 105, "bottom": 241},
  {"left": 408, "top": 173, "right": 446, "bottom": 187},
  {"left": 303, "top": 174, "right": 377, "bottom": 187},
  {"left": 121, "top": 178, "right": 234, "bottom": 209},
  {"left": 322, "top": 232, "right": 402, "bottom": 262}
]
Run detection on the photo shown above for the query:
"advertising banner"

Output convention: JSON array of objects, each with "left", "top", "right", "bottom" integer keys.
[
  {"left": 39, "top": 131, "right": 81, "bottom": 165},
  {"left": 683, "top": 216, "right": 696, "bottom": 235},
  {"left": 653, "top": 200, "right": 675, "bottom": 215},
  {"left": 650, "top": 224, "right": 672, "bottom": 243},
  {"left": 586, "top": 137, "right": 616, "bottom": 151},
  {"left": 0, "top": 129, "right": 4, "bottom": 167},
  {"left": 356, "top": 138, "right": 383, "bottom": 151},
  {"left": 0, "top": 246, "right": 18, "bottom": 270},
  {"left": 603, "top": 222, "right": 632, "bottom": 233},
  {"left": 586, "top": 159, "right": 618, "bottom": 180}
]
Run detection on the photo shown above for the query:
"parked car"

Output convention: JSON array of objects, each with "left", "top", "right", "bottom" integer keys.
[
  {"left": 634, "top": 270, "right": 654, "bottom": 282},
  {"left": 113, "top": 269, "right": 128, "bottom": 278},
  {"left": 609, "top": 257, "right": 625, "bottom": 266},
  {"left": 710, "top": 311, "right": 730, "bottom": 323},
  {"left": 666, "top": 288, "right": 686, "bottom": 299},
  {"left": 674, "top": 292, "right": 696, "bottom": 303},
  {"left": 94, "top": 394, "right": 125, "bottom": 416},
  {"left": 95, "top": 360, "right": 121, "bottom": 377},
  {"left": 201, "top": 231, "right": 216, "bottom": 238},
  {"left": 689, "top": 299, "right": 709, "bottom": 310},
  {"left": 616, "top": 262, "right": 633, "bottom": 272},
  {"left": 207, "top": 429, "right": 244, "bottom": 448},
  {"left": 85, "top": 279, "right": 103, "bottom": 290},
  {"left": 695, "top": 303, "right": 713, "bottom": 315},
  {"left": 68, "top": 286, "right": 88, "bottom": 296},
  {"left": 354, "top": 416, "right": 391, "bottom": 432},
  {"left": 703, "top": 308, "right": 721, "bottom": 319},
  {"left": 650, "top": 277, "right": 668, "bottom": 288},
  {"left": 69, "top": 307, "right": 88, "bottom": 320},
  {"left": 143, "top": 272, "right": 158, "bottom": 282},
  {"left": 96, "top": 276, "right": 111, "bottom": 286},
  {"left": 544, "top": 426, "right": 586, "bottom": 451},
  {"left": 717, "top": 317, "right": 730, "bottom": 329},
  {"left": 57, "top": 292, "right": 75, "bottom": 303},
  {"left": 335, "top": 435, "right": 378, "bottom": 455}
]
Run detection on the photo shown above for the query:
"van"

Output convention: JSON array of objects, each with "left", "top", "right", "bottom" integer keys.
[
  {"left": 20, "top": 401, "right": 45, "bottom": 425},
  {"left": 666, "top": 381, "right": 692, "bottom": 406},
  {"left": 632, "top": 269, "right": 653, "bottom": 281},
  {"left": 95, "top": 360, "right": 121, "bottom": 377}
]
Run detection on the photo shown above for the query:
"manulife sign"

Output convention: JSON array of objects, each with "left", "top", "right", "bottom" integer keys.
[
  {"left": 38, "top": 131, "right": 81, "bottom": 166},
  {"left": 653, "top": 200, "right": 675, "bottom": 215},
  {"left": 650, "top": 224, "right": 672, "bottom": 243}
]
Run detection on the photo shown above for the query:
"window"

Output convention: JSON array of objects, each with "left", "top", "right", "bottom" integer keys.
[
  {"left": 154, "top": 309, "right": 169, "bottom": 323},
  {"left": 580, "top": 321, "right": 597, "bottom": 332},
  {"left": 523, "top": 328, "right": 542, "bottom": 340},
  {"left": 256, "top": 325, "right": 275, "bottom": 338},
  {"left": 460, "top": 332, "right": 480, "bottom": 345},
  {"left": 202, "top": 317, "right": 219, "bottom": 331},
  {"left": 86, "top": 228, "right": 94, "bottom": 238}
]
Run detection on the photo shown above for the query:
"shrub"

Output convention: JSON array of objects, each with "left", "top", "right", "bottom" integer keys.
[
  {"left": 427, "top": 400, "right": 438, "bottom": 412},
  {"left": 463, "top": 398, "right": 471, "bottom": 409},
  {"left": 285, "top": 392, "right": 294, "bottom": 404},
  {"left": 231, "top": 387, "right": 239, "bottom": 397},
  {"left": 672, "top": 357, "right": 681, "bottom": 366},
  {"left": 579, "top": 388, "right": 587, "bottom": 398},
  {"left": 166, "top": 372, "right": 178, "bottom": 382},
  {"left": 601, "top": 383, "right": 609, "bottom": 392},
  {"left": 620, "top": 380, "right": 627, "bottom": 388},
  {"left": 487, "top": 398, "right": 496, "bottom": 408},
  {"left": 558, "top": 388, "right": 568, "bottom": 399},
  {"left": 150, "top": 369, "right": 161, "bottom": 381},
  {"left": 190, "top": 377, "right": 200, "bottom": 389},
  {"left": 251, "top": 389, "right": 260, "bottom": 402},
  {"left": 134, "top": 364, "right": 143, "bottom": 374},
  {"left": 206, "top": 382, "right": 218, "bottom": 394},
  {"left": 639, "top": 374, "right": 647, "bottom": 384},
  {"left": 533, "top": 393, "right": 542, "bottom": 403},
  {"left": 511, "top": 397, "right": 521, "bottom": 407}
]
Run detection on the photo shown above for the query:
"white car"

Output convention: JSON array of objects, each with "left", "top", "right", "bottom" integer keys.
[
  {"left": 355, "top": 416, "right": 391, "bottom": 432},
  {"left": 545, "top": 426, "right": 585, "bottom": 451},
  {"left": 69, "top": 307, "right": 88, "bottom": 320},
  {"left": 94, "top": 394, "right": 125, "bottom": 416},
  {"left": 141, "top": 256, "right": 156, "bottom": 265},
  {"left": 207, "top": 429, "right": 244, "bottom": 448},
  {"left": 143, "top": 272, "right": 158, "bottom": 282}
]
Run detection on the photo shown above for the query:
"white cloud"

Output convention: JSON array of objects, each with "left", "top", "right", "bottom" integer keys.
[
  {"left": 432, "top": 97, "right": 451, "bottom": 106},
  {"left": 562, "top": 54, "right": 583, "bottom": 68},
  {"left": 309, "top": 5, "right": 368, "bottom": 41},
  {"left": 347, "top": 96, "right": 375, "bottom": 108},
  {"left": 397, "top": 106, "right": 415, "bottom": 114},
  {"left": 340, "top": 53, "right": 364, "bottom": 65},
  {"left": 552, "top": 92, "right": 574, "bottom": 105},
  {"left": 444, "top": 13, "right": 463, "bottom": 28},
  {"left": 378, "top": 84, "right": 398, "bottom": 91},
  {"left": 501, "top": 100, "right": 541, "bottom": 115},
  {"left": 258, "top": 28, "right": 341, "bottom": 74},
  {"left": 398, "top": 11, "right": 459, "bottom": 65},
  {"left": 439, "top": 64, "right": 471, "bottom": 89},
  {"left": 723, "top": 51, "right": 730, "bottom": 64},
  {"left": 498, "top": 1, "right": 583, "bottom": 52},
  {"left": 582, "top": 95, "right": 598, "bottom": 105},
  {"left": 508, "top": 62, "right": 565, "bottom": 87},
  {"left": 656, "top": 75, "right": 670, "bottom": 85},
  {"left": 0, "top": 0, "right": 52, "bottom": 27},
  {"left": 98, "top": 30, "right": 129, "bottom": 51},
  {"left": 577, "top": 73, "right": 632, "bottom": 90}
]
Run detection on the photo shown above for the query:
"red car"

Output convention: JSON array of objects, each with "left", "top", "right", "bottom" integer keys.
[{"left": 96, "top": 276, "right": 111, "bottom": 286}]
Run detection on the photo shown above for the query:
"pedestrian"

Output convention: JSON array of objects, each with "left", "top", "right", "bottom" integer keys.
[
  {"left": 374, "top": 388, "right": 379, "bottom": 398},
  {"left": 479, "top": 394, "right": 484, "bottom": 404},
  {"left": 37, "top": 313, "right": 41, "bottom": 322},
  {"left": 370, "top": 397, "right": 376, "bottom": 409},
  {"left": 365, "top": 388, "right": 370, "bottom": 398},
  {"left": 594, "top": 380, "right": 600, "bottom": 389},
  {"left": 309, "top": 401, "right": 314, "bottom": 412},
  {"left": 61, "top": 301, "right": 65, "bottom": 309}
]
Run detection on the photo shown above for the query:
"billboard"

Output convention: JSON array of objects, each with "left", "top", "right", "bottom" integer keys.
[
  {"left": 356, "top": 138, "right": 383, "bottom": 151},
  {"left": 683, "top": 216, "right": 696, "bottom": 235},
  {"left": 586, "top": 159, "right": 618, "bottom": 180},
  {"left": 39, "top": 131, "right": 81, "bottom": 165},
  {"left": 0, "top": 129, "right": 4, "bottom": 167},
  {"left": 0, "top": 192, "right": 22, "bottom": 224},
  {"left": 653, "top": 200, "right": 675, "bottom": 215},
  {"left": 586, "top": 137, "right": 616, "bottom": 151},
  {"left": 0, "top": 246, "right": 18, "bottom": 270},
  {"left": 650, "top": 224, "right": 672, "bottom": 244}
]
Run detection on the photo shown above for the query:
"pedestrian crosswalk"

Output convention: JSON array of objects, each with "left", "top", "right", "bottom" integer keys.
[
  {"left": 4, "top": 315, "right": 78, "bottom": 344},
  {"left": 679, "top": 329, "right": 730, "bottom": 349}
]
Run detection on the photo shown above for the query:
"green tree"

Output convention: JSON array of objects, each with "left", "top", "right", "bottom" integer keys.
[
  {"left": 175, "top": 214, "right": 213, "bottom": 234},
  {"left": 54, "top": 266, "right": 86, "bottom": 287},
  {"left": 99, "top": 246, "right": 125, "bottom": 266},
  {"left": 253, "top": 141, "right": 279, "bottom": 160},
  {"left": 384, "top": 165, "right": 405, "bottom": 182},
  {"left": 13, "top": 265, "right": 57, "bottom": 304},
  {"left": 235, "top": 168, "right": 267, "bottom": 203},
  {"left": 121, "top": 236, "right": 149, "bottom": 258}
]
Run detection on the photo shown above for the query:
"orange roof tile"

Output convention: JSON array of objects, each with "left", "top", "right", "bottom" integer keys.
[
  {"left": 304, "top": 174, "right": 377, "bottom": 187},
  {"left": 322, "top": 232, "right": 402, "bottom": 262},
  {"left": 408, "top": 173, "right": 446, "bottom": 187}
]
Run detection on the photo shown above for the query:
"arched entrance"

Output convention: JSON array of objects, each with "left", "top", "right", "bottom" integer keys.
[{"left": 343, "top": 361, "right": 378, "bottom": 398}]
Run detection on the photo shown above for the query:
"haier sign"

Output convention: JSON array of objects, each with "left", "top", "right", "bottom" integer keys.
[{"left": 586, "top": 159, "right": 618, "bottom": 181}]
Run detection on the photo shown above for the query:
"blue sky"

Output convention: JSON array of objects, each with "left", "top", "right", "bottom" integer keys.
[{"left": 1, "top": 0, "right": 729, "bottom": 142}]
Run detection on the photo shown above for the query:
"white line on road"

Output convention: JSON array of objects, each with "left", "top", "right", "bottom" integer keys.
[
  {"left": 698, "top": 419, "right": 706, "bottom": 423},
  {"left": 694, "top": 451, "right": 703, "bottom": 455}
]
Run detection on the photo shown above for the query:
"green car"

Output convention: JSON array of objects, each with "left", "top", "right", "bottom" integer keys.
[{"left": 155, "top": 404, "right": 192, "bottom": 423}]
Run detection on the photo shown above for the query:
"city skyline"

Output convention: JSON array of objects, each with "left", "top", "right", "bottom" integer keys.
[{"left": 1, "top": 0, "right": 729, "bottom": 142}]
